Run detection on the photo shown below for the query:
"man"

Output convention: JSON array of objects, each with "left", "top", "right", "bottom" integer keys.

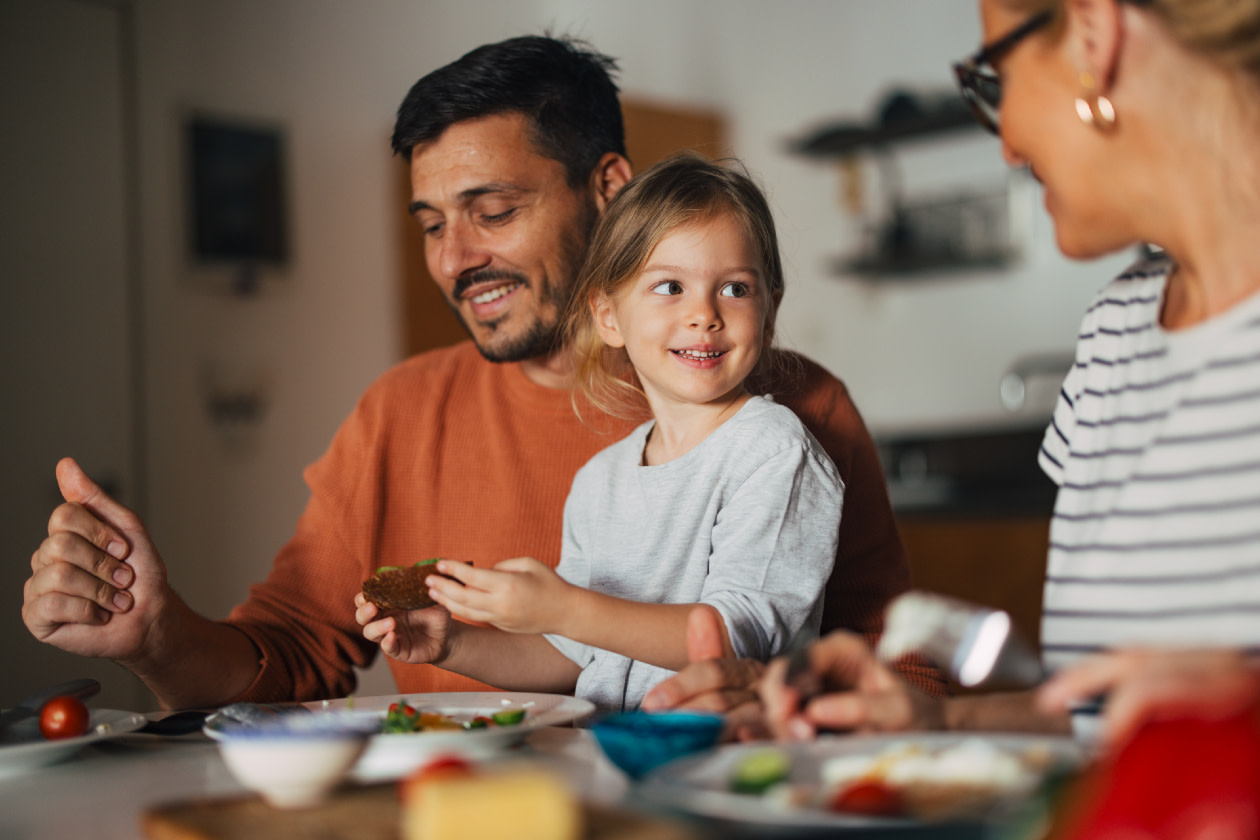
[{"left": 22, "top": 35, "right": 942, "bottom": 710}]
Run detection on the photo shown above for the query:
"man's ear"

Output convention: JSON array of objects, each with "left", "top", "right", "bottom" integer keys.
[
  {"left": 1065, "top": 0, "right": 1125, "bottom": 89},
  {"left": 591, "top": 292, "right": 625, "bottom": 348},
  {"left": 589, "top": 153, "right": 633, "bottom": 213}
]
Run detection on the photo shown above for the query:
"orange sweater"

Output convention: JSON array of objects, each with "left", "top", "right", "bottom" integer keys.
[{"left": 225, "top": 341, "right": 944, "bottom": 701}]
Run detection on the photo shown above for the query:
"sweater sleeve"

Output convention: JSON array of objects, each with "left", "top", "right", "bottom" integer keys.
[{"left": 702, "top": 442, "right": 841, "bottom": 661}]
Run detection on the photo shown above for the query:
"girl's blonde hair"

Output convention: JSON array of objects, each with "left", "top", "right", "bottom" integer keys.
[
  {"left": 564, "top": 152, "right": 788, "bottom": 421},
  {"left": 1005, "top": 0, "right": 1260, "bottom": 78}
]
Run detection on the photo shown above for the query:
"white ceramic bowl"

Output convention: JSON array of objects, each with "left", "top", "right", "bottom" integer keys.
[{"left": 210, "top": 712, "right": 373, "bottom": 809}]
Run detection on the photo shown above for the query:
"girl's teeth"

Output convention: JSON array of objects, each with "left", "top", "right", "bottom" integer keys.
[
  {"left": 676, "top": 349, "right": 722, "bottom": 359},
  {"left": 471, "top": 283, "right": 520, "bottom": 305}
]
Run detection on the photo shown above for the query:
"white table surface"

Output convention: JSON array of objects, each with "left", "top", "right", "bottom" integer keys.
[{"left": 0, "top": 721, "right": 632, "bottom": 840}]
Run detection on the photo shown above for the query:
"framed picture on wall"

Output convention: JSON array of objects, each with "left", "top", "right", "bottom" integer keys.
[{"left": 185, "top": 115, "right": 288, "bottom": 270}]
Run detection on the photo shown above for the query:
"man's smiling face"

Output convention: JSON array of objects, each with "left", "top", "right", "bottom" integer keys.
[{"left": 408, "top": 112, "right": 599, "bottom": 362}]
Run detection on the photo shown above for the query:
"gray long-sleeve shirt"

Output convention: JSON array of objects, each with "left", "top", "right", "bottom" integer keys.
[{"left": 544, "top": 395, "right": 843, "bottom": 711}]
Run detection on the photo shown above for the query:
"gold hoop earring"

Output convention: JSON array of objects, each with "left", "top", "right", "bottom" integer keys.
[{"left": 1074, "top": 72, "right": 1117, "bottom": 131}]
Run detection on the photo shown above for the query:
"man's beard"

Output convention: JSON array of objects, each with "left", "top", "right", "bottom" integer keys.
[{"left": 453, "top": 202, "right": 595, "bottom": 364}]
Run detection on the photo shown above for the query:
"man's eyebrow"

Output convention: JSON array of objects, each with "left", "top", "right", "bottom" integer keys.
[{"left": 408, "top": 182, "right": 527, "bottom": 216}]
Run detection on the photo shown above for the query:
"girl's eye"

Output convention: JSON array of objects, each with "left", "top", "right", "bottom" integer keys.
[
  {"left": 721, "top": 282, "right": 750, "bottom": 298},
  {"left": 649, "top": 280, "right": 683, "bottom": 296}
]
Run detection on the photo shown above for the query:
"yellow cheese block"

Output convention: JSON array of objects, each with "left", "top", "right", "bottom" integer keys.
[{"left": 403, "top": 768, "right": 581, "bottom": 840}]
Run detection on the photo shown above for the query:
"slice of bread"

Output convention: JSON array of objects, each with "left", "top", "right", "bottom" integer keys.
[{"left": 362, "top": 559, "right": 454, "bottom": 610}]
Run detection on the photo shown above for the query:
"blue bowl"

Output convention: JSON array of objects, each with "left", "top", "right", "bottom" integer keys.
[{"left": 591, "top": 710, "right": 724, "bottom": 779}]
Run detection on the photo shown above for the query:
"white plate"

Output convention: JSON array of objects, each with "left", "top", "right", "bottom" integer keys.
[
  {"left": 214, "top": 692, "right": 593, "bottom": 782},
  {"left": 639, "top": 732, "right": 1084, "bottom": 829},
  {"left": 0, "top": 709, "right": 147, "bottom": 779}
]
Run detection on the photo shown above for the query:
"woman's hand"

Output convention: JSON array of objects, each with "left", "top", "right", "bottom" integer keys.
[
  {"left": 22, "top": 458, "right": 172, "bottom": 665},
  {"left": 426, "top": 557, "right": 570, "bottom": 635},
  {"left": 760, "top": 631, "right": 946, "bottom": 740},
  {"left": 1037, "top": 647, "right": 1260, "bottom": 750},
  {"left": 355, "top": 592, "right": 453, "bottom": 664}
]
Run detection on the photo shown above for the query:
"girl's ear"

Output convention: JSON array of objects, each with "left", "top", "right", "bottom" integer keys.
[
  {"left": 591, "top": 292, "right": 626, "bottom": 348},
  {"left": 589, "top": 153, "right": 633, "bottom": 213},
  {"left": 1065, "top": 0, "right": 1125, "bottom": 90}
]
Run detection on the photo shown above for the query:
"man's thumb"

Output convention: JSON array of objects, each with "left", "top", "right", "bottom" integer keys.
[
  {"left": 56, "top": 457, "right": 126, "bottom": 521},
  {"left": 686, "top": 605, "right": 728, "bottom": 663}
]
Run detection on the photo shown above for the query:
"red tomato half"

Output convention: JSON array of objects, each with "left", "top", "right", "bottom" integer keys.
[
  {"left": 399, "top": 754, "right": 474, "bottom": 801},
  {"left": 830, "top": 779, "right": 904, "bottom": 817},
  {"left": 39, "top": 695, "right": 91, "bottom": 741}
]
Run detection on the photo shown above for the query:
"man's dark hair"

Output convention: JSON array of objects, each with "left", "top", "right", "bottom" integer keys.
[{"left": 391, "top": 35, "right": 626, "bottom": 188}]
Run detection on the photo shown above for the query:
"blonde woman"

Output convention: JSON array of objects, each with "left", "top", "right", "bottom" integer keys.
[{"left": 754, "top": 0, "right": 1260, "bottom": 747}]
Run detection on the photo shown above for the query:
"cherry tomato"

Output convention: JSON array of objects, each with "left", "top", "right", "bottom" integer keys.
[
  {"left": 39, "top": 695, "right": 91, "bottom": 741},
  {"left": 830, "top": 779, "right": 904, "bottom": 817},
  {"left": 398, "top": 754, "right": 474, "bottom": 801}
]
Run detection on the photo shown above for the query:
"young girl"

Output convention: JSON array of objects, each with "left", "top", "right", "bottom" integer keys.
[{"left": 358, "top": 153, "right": 843, "bottom": 711}]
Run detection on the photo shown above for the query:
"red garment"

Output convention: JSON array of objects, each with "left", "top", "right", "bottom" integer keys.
[
  {"left": 225, "top": 341, "right": 945, "bottom": 701},
  {"left": 1053, "top": 708, "right": 1260, "bottom": 840}
]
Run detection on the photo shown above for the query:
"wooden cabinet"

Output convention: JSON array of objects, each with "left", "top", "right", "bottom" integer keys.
[{"left": 897, "top": 514, "right": 1050, "bottom": 651}]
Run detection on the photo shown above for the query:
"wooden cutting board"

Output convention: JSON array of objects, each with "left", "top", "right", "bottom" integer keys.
[{"left": 142, "top": 782, "right": 699, "bottom": 840}]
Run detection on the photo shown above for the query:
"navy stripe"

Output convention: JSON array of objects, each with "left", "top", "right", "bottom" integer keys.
[
  {"left": 1083, "top": 292, "right": 1163, "bottom": 315},
  {"left": 1043, "top": 643, "right": 1260, "bottom": 657},
  {"left": 1183, "top": 386, "right": 1260, "bottom": 408},
  {"left": 1205, "top": 348, "right": 1260, "bottom": 372},
  {"left": 1053, "top": 493, "right": 1260, "bottom": 522},
  {"left": 1049, "top": 526, "right": 1260, "bottom": 553},
  {"left": 1076, "top": 348, "right": 1167, "bottom": 369},
  {"left": 1049, "top": 415, "right": 1069, "bottom": 446},
  {"left": 1047, "top": 562, "right": 1260, "bottom": 586},
  {"left": 1079, "top": 323, "right": 1156, "bottom": 342},
  {"left": 1043, "top": 602, "right": 1260, "bottom": 620},
  {"left": 1059, "top": 457, "right": 1260, "bottom": 491},
  {"left": 1068, "top": 420, "right": 1260, "bottom": 458},
  {"left": 1039, "top": 445, "right": 1063, "bottom": 471}
]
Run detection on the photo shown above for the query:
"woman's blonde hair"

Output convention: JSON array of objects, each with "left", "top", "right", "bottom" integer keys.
[
  {"left": 563, "top": 152, "right": 788, "bottom": 421},
  {"left": 1005, "top": 0, "right": 1260, "bottom": 78}
]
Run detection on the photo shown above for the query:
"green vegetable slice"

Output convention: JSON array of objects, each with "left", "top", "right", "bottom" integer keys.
[
  {"left": 415, "top": 558, "right": 440, "bottom": 566},
  {"left": 374, "top": 565, "right": 404, "bottom": 574},
  {"left": 491, "top": 708, "right": 526, "bottom": 726},
  {"left": 729, "top": 748, "right": 790, "bottom": 794}
]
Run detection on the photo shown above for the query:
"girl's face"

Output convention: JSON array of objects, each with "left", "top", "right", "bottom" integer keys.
[
  {"left": 594, "top": 211, "right": 772, "bottom": 414},
  {"left": 980, "top": 0, "right": 1134, "bottom": 258}
]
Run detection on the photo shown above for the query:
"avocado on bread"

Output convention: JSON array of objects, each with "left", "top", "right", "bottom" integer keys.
[{"left": 362, "top": 558, "right": 456, "bottom": 610}]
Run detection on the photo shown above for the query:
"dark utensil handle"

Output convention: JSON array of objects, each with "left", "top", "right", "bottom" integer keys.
[{"left": 140, "top": 710, "right": 210, "bottom": 736}]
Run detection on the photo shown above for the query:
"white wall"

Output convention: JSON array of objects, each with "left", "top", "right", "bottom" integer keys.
[{"left": 125, "top": 0, "right": 1133, "bottom": 698}]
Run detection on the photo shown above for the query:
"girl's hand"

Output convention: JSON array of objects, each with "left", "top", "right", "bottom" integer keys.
[
  {"left": 426, "top": 557, "right": 571, "bottom": 635},
  {"left": 1037, "top": 647, "right": 1260, "bottom": 751},
  {"left": 354, "top": 591, "right": 452, "bottom": 664}
]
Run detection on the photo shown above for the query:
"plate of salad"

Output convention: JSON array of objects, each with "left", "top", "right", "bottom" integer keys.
[{"left": 304, "top": 693, "right": 595, "bottom": 781}]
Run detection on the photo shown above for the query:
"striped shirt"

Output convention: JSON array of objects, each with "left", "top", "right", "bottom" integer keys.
[{"left": 1039, "top": 252, "right": 1260, "bottom": 672}]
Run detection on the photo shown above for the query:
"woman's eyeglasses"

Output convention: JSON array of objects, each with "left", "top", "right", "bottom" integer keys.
[{"left": 952, "top": 10, "right": 1053, "bottom": 134}]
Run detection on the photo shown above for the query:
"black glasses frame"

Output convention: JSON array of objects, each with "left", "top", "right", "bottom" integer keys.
[{"left": 953, "top": 10, "right": 1053, "bottom": 134}]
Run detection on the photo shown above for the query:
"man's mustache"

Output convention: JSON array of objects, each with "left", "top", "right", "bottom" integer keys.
[{"left": 452, "top": 269, "right": 529, "bottom": 300}]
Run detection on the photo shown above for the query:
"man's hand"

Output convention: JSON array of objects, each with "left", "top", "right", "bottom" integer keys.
[
  {"left": 760, "top": 631, "right": 945, "bottom": 740},
  {"left": 642, "top": 606, "right": 767, "bottom": 739},
  {"left": 22, "top": 458, "right": 171, "bottom": 664},
  {"left": 426, "top": 557, "right": 570, "bottom": 635},
  {"left": 355, "top": 592, "right": 453, "bottom": 664},
  {"left": 1037, "top": 647, "right": 1260, "bottom": 750}
]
